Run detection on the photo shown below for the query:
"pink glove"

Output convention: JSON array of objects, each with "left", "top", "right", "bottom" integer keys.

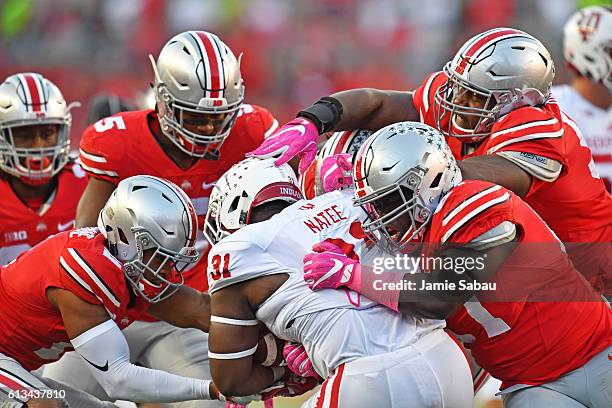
[
  {"left": 247, "top": 118, "right": 319, "bottom": 173},
  {"left": 283, "top": 342, "right": 322, "bottom": 380},
  {"left": 320, "top": 153, "right": 353, "bottom": 193},
  {"left": 260, "top": 374, "right": 320, "bottom": 400},
  {"left": 303, "top": 242, "right": 361, "bottom": 291}
]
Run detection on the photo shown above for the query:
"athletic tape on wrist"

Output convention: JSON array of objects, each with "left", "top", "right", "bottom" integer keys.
[{"left": 297, "top": 96, "right": 343, "bottom": 133}]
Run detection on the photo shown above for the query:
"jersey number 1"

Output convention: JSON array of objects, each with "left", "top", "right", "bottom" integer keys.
[{"left": 210, "top": 253, "right": 231, "bottom": 281}]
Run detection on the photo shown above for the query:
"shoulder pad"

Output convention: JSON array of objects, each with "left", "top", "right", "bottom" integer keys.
[
  {"left": 431, "top": 181, "right": 513, "bottom": 244},
  {"left": 465, "top": 220, "right": 517, "bottom": 251},
  {"left": 413, "top": 71, "right": 446, "bottom": 121},
  {"left": 207, "top": 232, "right": 285, "bottom": 295},
  {"left": 487, "top": 106, "right": 564, "bottom": 155},
  {"left": 496, "top": 151, "right": 562, "bottom": 182}
]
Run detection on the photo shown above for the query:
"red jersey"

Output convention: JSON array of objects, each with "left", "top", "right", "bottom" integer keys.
[
  {"left": 78, "top": 105, "right": 277, "bottom": 293},
  {"left": 0, "top": 161, "right": 88, "bottom": 265},
  {"left": 413, "top": 71, "right": 612, "bottom": 243},
  {"left": 424, "top": 180, "right": 611, "bottom": 389},
  {"left": 0, "top": 229, "right": 148, "bottom": 370}
]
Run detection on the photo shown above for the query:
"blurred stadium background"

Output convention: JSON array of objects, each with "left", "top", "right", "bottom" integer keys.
[
  {"left": 0, "top": 0, "right": 609, "bottom": 407},
  {"left": 1, "top": 0, "right": 609, "bottom": 145}
]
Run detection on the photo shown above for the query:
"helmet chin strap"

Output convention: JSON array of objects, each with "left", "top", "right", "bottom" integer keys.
[{"left": 451, "top": 115, "right": 476, "bottom": 133}]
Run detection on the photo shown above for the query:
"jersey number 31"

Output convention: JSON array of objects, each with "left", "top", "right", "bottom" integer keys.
[{"left": 210, "top": 253, "right": 231, "bottom": 281}]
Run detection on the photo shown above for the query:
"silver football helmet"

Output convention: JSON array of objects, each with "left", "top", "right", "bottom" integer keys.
[
  {"left": 150, "top": 31, "right": 244, "bottom": 159},
  {"left": 0, "top": 73, "right": 76, "bottom": 185},
  {"left": 204, "top": 157, "right": 302, "bottom": 246},
  {"left": 563, "top": 6, "right": 612, "bottom": 91},
  {"left": 433, "top": 28, "right": 555, "bottom": 141},
  {"left": 98, "top": 175, "right": 199, "bottom": 303},
  {"left": 353, "top": 122, "right": 462, "bottom": 253}
]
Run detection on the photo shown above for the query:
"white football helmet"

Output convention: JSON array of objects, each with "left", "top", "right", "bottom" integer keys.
[
  {"left": 353, "top": 122, "right": 461, "bottom": 253},
  {"left": 98, "top": 175, "right": 199, "bottom": 303},
  {"left": 433, "top": 28, "right": 555, "bottom": 141},
  {"left": 563, "top": 6, "right": 612, "bottom": 91},
  {"left": 204, "top": 157, "right": 303, "bottom": 246},
  {"left": 0, "top": 73, "right": 77, "bottom": 185},
  {"left": 150, "top": 31, "right": 244, "bottom": 159}
]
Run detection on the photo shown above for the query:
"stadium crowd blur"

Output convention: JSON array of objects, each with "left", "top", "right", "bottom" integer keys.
[{"left": 0, "top": 0, "right": 606, "bottom": 145}]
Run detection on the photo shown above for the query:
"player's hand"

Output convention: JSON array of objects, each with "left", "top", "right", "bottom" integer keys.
[
  {"left": 247, "top": 118, "right": 319, "bottom": 173},
  {"left": 283, "top": 342, "right": 322, "bottom": 380},
  {"left": 260, "top": 373, "right": 320, "bottom": 400},
  {"left": 320, "top": 153, "right": 353, "bottom": 193},
  {"left": 303, "top": 242, "right": 359, "bottom": 291}
]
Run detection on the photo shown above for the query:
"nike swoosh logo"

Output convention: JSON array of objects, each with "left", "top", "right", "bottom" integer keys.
[
  {"left": 57, "top": 220, "right": 74, "bottom": 231},
  {"left": 316, "top": 258, "right": 345, "bottom": 287},
  {"left": 202, "top": 180, "right": 217, "bottom": 190},
  {"left": 82, "top": 356, "right": 109, "bottom": 372},
  {"left": 273, "top": 125, "right": 306, "bottom": 139}
]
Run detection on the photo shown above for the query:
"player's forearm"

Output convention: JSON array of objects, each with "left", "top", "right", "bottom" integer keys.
[
  {"left": 214, "top": 364, "right": 282, "bottom": 397},
  {"left": 459, "top": 156, "right": 532, "bottom": 198},
  {"left": 148, "top": 286, "right": 211, "bottom": 332},
  {"left": 300, "top": 89, "right": 417, "bottom": 133},
  {"left": 72, "top": 320, "right": 213, "bottom": 402},
  {"left": 354, "top": 266, "right": 464, "bottom": 319}
]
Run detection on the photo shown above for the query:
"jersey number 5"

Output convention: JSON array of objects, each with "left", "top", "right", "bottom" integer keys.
[
  {"left": 210, "top": 253, "right": 231, "bottom": 281},
  {"left": 94, "top": 116, "right": 126, "bottom": 133}
]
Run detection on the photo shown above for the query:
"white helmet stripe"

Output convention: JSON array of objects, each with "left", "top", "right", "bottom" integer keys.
[
  {"left": 16, "top": 74, "right": 33, "bottom": 112},
  {"left": 454, "top": 28, "right": 527, "bottom": 74}
]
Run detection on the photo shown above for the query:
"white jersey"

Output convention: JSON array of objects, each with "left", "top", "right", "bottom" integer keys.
[
  {"left": 207, "top": 189, "right": 443, "bottom": 378},
  {"left": 552, "top": 84, "right": 612, "bottom": 185}
]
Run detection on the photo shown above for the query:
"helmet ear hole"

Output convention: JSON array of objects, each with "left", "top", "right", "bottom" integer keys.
[
  {"left": 229, "top": 195, "right": 241, "bottom": 213},
  {"left": 430, "top": 172, "right": 443, "bottom": 189},
  {"left": 117, "top": 228, "right": 129, "bottom": 245}
]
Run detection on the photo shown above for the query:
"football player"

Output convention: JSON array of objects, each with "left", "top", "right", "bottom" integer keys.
[
  {"left": 0, "top": 73, "right": 87, "bottom": 265},
  {"left": 303, "top": 122, "right": 612, "bottom": 407},
  {"left": 250, "top": 27, "right": 612, "bottom": 297},
  {"left": 0, "top": 176, "right": 235, "bottom": 407},
  {"left": 203, "top": 157, "right": 473, "bottom": 407},
  {"left": 554, "top": 5, "right": 611, "bottom": 192},
  {"left": 43, "top": 31, "right": 278, "bottom": 407}
]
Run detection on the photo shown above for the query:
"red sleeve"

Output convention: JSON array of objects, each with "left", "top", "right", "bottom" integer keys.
[
  {"left": 483, "top": 106, "right": 569, "bottom": 196},
  {"left": 241, "top": 104, "right": 278, "bottom": 141},
  {"left": 299, "top": 160, "right": 316, "bottom": 200},
  {"left": 78, "top": 116, "right": 129, "bottom": 184},
  {"left": 253, "top": 104, "right": 278, "bottom": 139},
  {"left": 58, "top": 239, "right": 127, "bottom": 317},
  {"left": 484, "top": 106, "right": 567, "bottom": 165},
  {"left": 429, "top": 180, "right": 515, "bottom": 245},
  {"left": 412, "top": 71, "right": 448, "bottom": 127}
]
